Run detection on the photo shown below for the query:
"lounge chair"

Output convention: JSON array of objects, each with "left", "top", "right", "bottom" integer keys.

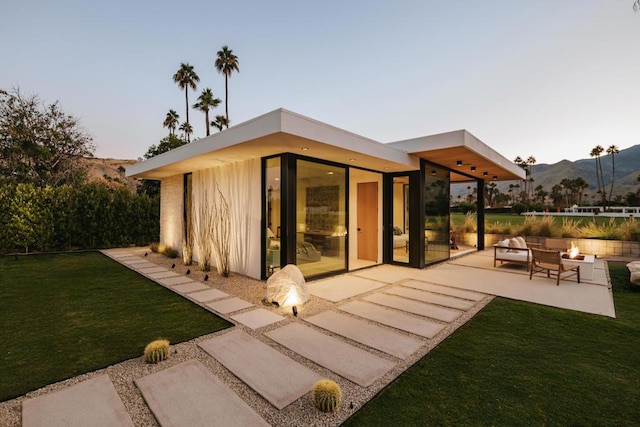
[{"left": 529, "top": 248, "right": 580, "bottom": 286}]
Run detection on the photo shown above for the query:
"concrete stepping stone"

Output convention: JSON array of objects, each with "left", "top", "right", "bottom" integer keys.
[
  {"left": 148, "top": 271, "right": 179, "bottom": 279},
  {"left": 172, "top": 282, "right": 209, "bottom": 294},
  {"left": 231, "top": 309, "right": 285, "bottom": 329},
  {"left": 339, "top": 301, "right": 445, "bottom": 338},
  {"left": 401, "top": 280, "right": 485, "bottom": 301},
  {"left": 353, "top": 265, "right": 415, "bottom": 284},
  {"left": 135, "top": 359, "right": 268, "bottom": 426},
  {"left": 364, "top": 293, "right": 461, "bottom": 323},
  {"left": 107, "top": 252, "right": 135, "bottom": 259},
  {"left": 387, "top": 286, "right": 476, "bottom": 310},
  {"left": 189, "top": 289, "right": 229, "bottom": 302},
  {"left": 137, "top": 266, "right": 167, "bottom": 274},
  {"left": 265, "top": 323, "right": 394, "bottom": 387},
  {"left": 22, "top": 374, "right": 133, "bottom": 427},
  {"left": 206, "top": 297, "right": 254, "bottom": 314},
  {"left": 305, "top": 311, "right": 423, "bottom": 359},
  {"left": 124, "top": 259, "right": 154, "bottom": 267},
  {"left": 159, "top": 276, "right": 194, "bottom": 286},
  {"left": 199, "top": 331, "right": 320, "bottom": 410},
  {"left": 309, "top": 276, "right": 385, "bottom": 302}
]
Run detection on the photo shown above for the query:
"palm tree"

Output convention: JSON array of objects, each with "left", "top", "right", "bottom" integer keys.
[
  {"left": 163, "top": 110, "right": 180, "bottom": 135},
  {"left": 215, "top": 45, "right": 239, "bottom": 128},
  {"left": 590, "top": 145, "right": 605, "bottom": 207},
  {"left": 179, "top": 122, "right": 193, "bottom": 141},
  {"left": 193, "top": 88, "right": 221, "bottom": 136},
  {"left": 607, "top": 145, "right": 619, "bottom": 204},
  {"left": 211, "top": 115, "right": 229, "bottom": 131},
  {"left": 173, "top": 63, "right": 200, "bottom": 142}
]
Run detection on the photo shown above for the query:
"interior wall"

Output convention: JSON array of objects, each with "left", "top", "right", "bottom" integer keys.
[
  {"left": 393, "top": 181, "right": 405, "bottom": 231},
  {"left": 160, "top": 174, "right": 184, "bottom": 253},
  {"left": 191, "top": 158, "right": 262, "bottom": 279},
  {"left": 349, "top": 169, "right": 383, "bottom": 264}
]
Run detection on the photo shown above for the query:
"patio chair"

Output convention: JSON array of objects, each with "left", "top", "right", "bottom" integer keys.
[{"left": 529, "top": 248, "right": 580, "bottom": 286}]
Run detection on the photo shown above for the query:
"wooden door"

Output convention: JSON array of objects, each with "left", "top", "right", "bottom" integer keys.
[{"left": 357, "top": 182, "right": 378, "bottom": 261}]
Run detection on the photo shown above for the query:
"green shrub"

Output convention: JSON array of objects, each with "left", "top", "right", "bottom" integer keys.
[
  {"left": 163, "top": 246, "right": 179, "bottom": 259},
  {"left": 312, "top": 379, "right": 342, "bottom": 413},
  {"left": 511, "top": 203, "right": 529, "bottom": 215},
  {"left": 144, "top": 339, "right": 170, "bottom": 364}
]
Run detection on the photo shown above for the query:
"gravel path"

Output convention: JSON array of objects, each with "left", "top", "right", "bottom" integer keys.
[{"left": 0, "top": 248, "right": 492, "bottom": 426}]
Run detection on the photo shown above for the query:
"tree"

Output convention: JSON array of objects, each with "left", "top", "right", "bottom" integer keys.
[
  {"left": 0, "top": 88, "right": 94, "bottom": 187},
  {"left": 163, "top": 109, "right": 180, "bottom": 135},
  {"left": 215, "top": 45, "right": 239, "bottom": 128},
  {"left": 193, "top": 88, "right": 221, "bottom": 137},
  {"left": 173, "top": 63, "right": 199, "bottom": 142},
  {"left": 143, "top": 134, "right": 188, "bottom": 160},
  {"left": 607, "top": 144, "right": 619, "bottom": 204},
  {"left": 212, "top": 115, "right": 229, "bottom": 131},
  {"left": 589, "top": 145, "right": 606, "bottom": 207},
  {"left": 179, "top": 122, "right": 193, "bottom": 141}
]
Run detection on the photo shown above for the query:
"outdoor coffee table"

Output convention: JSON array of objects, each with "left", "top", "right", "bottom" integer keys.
[{"left": 561, "top": 253, "right": 595, "bottom": 281}]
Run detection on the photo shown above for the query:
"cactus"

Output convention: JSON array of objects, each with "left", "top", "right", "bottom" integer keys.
[
  {"left": 144, "top": 339, "right": 170, "bottom": 364},
  {"left": 311, "top": 379, "right": 342, "bottom": 413}
]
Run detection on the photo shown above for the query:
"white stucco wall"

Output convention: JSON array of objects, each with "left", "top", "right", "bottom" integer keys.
[{"left": 160, "top": 174, "right": 184, "bottom": 252}]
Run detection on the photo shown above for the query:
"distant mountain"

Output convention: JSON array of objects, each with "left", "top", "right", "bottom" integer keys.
[
  {"left": 80, "top": 157, "right": 139, "bottom": 192},
  {"left": 452, "top": 144, "right": 640, "bottom": 202},
  {"left": 530, "top": 144, "right": 640, "bottom": 198}
]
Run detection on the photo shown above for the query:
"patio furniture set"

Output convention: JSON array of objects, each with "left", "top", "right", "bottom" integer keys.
[{"left": 493, "top": 237, "right": 593, "bottom": 285}]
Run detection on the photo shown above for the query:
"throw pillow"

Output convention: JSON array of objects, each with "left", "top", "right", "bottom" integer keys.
[{"left": 516, "top": 236, "right": 527, "bottom": 248}]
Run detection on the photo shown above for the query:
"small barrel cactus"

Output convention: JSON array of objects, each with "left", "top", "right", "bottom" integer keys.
[
  {"left": 311, "top": 379, "right": 342, "bottom": 413},
  {"left": 144, "top": 339, "right": 170, "bottom": 364}
]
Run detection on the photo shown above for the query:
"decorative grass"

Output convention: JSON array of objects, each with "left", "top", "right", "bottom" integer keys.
[
  {"left": 0, "top": 252, "right": 232, "bottom": 401},
  {"left": 345, "top": 262, "right": 640, "bottom": 425}
]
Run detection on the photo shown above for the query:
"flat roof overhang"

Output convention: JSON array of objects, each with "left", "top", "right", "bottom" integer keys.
[
  {"left": 388, "top": 130, "right": 525, "bottom": 183},
  {"left": 127, "top": 109, "right": 420, "bottom": 180}
]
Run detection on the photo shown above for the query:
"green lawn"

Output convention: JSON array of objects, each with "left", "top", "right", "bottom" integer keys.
[
  {"left": 345, "top": 262, "right": 640, "bottom": 425},
  {"left": 0, "top": 252, "right": 232, "bottom": 402}
]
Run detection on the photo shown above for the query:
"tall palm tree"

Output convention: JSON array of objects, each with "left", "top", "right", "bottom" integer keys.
[
  {"left": 163, "top": 109, "right": 180, "bottom": 135},
  {"left": 179, "top": 122, "right": 193, "bottom": 141},
  {"left": 211, "top": 115, "right": 229, "bottom": 131},
  {"left": 193, "top": 88, "right": 221, "bottom": 136},
  {"left": 215, "top": 45, "right": 239, "bottom": 128},
  {"left": 526, "top": 156, "right": 536, "bottom": 200},
  {"left": 173, "top": 63, "right": 200, "bottom": 142},
  {"left": 590, "top": 145, "right": 605, "bottom": 207},
  {"left": 607, "top": 145, "right": 619, "bottom": 204}
]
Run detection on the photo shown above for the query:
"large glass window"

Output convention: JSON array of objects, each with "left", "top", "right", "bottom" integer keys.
[
  {"left": 424, "top": 163, "right": 450, "bottom": 264},
  {"left": 296, "top": 159, "right": 347, "bottom": 277},
  {"left": 265, "top": 157, "right": 281, "bottom": 277},
  {"left": 392, "top": 175, "right": 410, "bottom": 263}
]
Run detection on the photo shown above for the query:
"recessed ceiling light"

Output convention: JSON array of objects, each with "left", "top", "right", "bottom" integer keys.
[
  {"left": 483, "top": 172, "right": 488, "bottom": 176},
  {"left": 349, "top": 158, "right": 356, "bottom": 162},
  {"left": 275, "top": 177, "right": 280, "bottom": 181},
  {"left": 431, "top": 170, "right": 436, "bottom": 176},
  {"left": 301, "top": 147, "right": 309, "bottom": 151},
  {"left": 383, "top": 166, "right": 390, "bottom": 170},
  {"left": 456, "top": 160, "right": 463, "bottom": 167},
  {"left": 493, "top": 175, "right": 498, "bottom": 181},
  {"left": 326, "top": 171, "right": 334, "bottom": 175},
  {"left": 471, "top": 166, "right": 476, "bottom": 172}
]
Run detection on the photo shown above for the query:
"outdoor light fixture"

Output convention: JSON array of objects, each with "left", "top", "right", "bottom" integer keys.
[
  {"left": 431, "top": 170, "right": 436, "bottom": 176},
  {"left": 292, "top": 306, "right": 298, "bottom": 317},
  {"left": 349, "top": 158, "right": 356, "bottom": 162},
  {"left": 301, "top": 147, "right": 309, "bottom": 151},
  {"left": 483, "top": 171, "right": 488, "bottom": 176},
  {"left": 456, "top": 160, "right": 463, "bottom": 167},
  {"left": 471, "top": 166, "right": 476, "bottom": 172},
  {"left": 493, "top": 175, "right": 498, "bottom": 181}
]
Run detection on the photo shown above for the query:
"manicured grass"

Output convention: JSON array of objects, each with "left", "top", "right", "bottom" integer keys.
[
  {"left": 0, "top": 252, "right": 232, "bottom": 402},
  {"left": 345, "top": 262, "right": 640, "bottom": 425}
]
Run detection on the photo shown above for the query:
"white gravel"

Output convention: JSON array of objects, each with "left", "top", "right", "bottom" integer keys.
[{"left": 0, "top": 248, "right": 492, "bottom": 426}]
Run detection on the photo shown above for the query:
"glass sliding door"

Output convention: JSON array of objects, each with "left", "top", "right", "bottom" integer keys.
[
  {"left": 296, "top": 159, "right": 347, "bottom": 277},
  {"left": 424, "top": 163, "right": 450, "bottom": 264},
  {"left": 392, "top": 175, "right": 410, "bottom": 263},
  {"left": 265, "top": 157, "right": 281, "bottom": 277}
]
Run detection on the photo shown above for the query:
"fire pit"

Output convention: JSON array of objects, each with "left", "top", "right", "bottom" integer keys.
[{"left": 562, "top": 254, "right": 585, "bottom": 260}]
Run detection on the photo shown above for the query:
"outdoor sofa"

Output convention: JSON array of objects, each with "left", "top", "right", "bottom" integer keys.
[{"left": 493, "top": 236, "right": 541, "bottom": 271}]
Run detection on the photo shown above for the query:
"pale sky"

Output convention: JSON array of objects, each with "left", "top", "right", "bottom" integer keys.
[{"left": 2, "top": 0, "right": 639, "bottom": 164}]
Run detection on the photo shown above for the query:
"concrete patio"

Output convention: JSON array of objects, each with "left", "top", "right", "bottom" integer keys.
[{"left": 16, "top": 248, "right": 616, "bottom": 426}]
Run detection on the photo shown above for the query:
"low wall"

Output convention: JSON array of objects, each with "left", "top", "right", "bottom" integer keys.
[{"left": 459, "top": 233, "right": 640, "bottom": 258}]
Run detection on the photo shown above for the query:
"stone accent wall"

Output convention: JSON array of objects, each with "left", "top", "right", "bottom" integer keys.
[
  {"left": 160, "top": 174, "right": 184, "bottom": 253},
  {"left": 460, "top": 233, "right": 640, "bottom": 258}
]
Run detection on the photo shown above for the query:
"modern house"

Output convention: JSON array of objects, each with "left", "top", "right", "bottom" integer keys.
[{"left": 127, "top": 108, "right": 524, "bottom": 280}]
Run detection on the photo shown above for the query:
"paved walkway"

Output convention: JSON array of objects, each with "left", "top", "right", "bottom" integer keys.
[{"left": 19, "top": 248, "right": 615, "bottom": 425}]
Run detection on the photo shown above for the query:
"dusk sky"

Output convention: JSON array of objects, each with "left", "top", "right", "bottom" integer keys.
[{"left": 3, "top": 0, "right": 639, "bottom": 165}]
